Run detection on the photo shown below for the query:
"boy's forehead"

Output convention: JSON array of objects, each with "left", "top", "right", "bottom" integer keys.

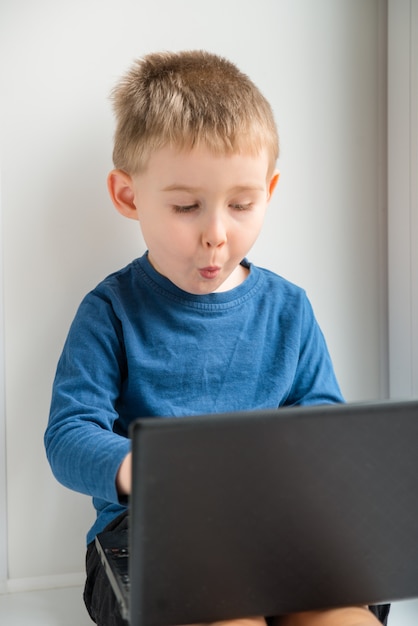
[{"left": 140, "top": 144, "right": 272, "bottom": 179}]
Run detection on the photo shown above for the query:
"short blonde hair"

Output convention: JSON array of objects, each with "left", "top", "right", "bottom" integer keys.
[{"left": 111, "top": 50, "right": 279, "bottom": 174}]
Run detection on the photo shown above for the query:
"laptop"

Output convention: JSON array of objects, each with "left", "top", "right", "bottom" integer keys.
[{"left": 96, "top": 400, "right": 418, "bottom": 625}]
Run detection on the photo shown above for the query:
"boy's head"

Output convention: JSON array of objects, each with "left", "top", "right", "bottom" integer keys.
[
  {"left": 108, "top": 51, "right": 280, "bottom": 295},
  {"left": 111, "top": 50, "right": 279, "bottom": 174}
]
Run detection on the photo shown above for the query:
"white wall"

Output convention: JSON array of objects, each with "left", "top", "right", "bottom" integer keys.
[
  {"left": 0, "top": 0, "right": 388, "bottom": 585},
  {"left": 0, "top": 171, "right": 7, "bottom": 586},
  {"left": 388, "top": 0, "right": 418, "bottom": 398}
]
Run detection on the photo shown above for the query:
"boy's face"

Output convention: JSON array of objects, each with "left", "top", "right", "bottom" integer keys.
[{"left": 110, "top": 146, "right": 279, "bottom": 295}]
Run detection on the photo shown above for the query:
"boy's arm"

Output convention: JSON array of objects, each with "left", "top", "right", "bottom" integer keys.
[{"left": 45, "top": 289, "right": 131, "bottom": 504}]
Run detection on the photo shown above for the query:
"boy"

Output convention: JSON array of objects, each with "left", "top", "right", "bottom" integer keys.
[{"left": 44, "top": 51, "right": 389, "bottom": 626}]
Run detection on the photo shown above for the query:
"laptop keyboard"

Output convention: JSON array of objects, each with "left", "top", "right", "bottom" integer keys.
[{"left": 104, "top": 546, "right": 131, "bottom": 591}]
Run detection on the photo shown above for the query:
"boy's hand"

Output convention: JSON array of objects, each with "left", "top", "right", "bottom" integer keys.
[{"left": 116, "top": 451, "right": 132, "bottom": 495}]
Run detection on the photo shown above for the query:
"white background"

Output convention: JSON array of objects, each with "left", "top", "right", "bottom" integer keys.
[{"left": 0, "top": 0, "right": 417, "bottom": 622}]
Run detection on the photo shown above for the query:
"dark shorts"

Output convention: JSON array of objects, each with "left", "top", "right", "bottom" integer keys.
[
  {"left": 83, "top": 511, "right": 390, "bottom": 626},
  {"left": 84, "top": 511, "right": 129, "bottom": 626}
]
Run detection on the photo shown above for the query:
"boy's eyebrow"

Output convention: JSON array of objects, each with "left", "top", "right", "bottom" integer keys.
[{"left": 161, "top": 184, "right": 265, "bottom": 193}]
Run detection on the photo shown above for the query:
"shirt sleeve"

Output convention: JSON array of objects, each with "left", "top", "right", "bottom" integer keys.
[
  {"left": 283, "top": 293, "right": 344, "bottom": 406},
  {"left": 44, "top": 289, "right": 131, "bottom": 505}
]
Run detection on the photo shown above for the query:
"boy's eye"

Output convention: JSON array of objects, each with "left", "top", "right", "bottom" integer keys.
[
  {"left": 172, "top": 204, "right": 199, "bottom": 213},
  {"left": 231, "top": 203, "right": 253, "bottom": 211},
  {"left": 172, "top": 202, "right": 254, "bottom": 213}
]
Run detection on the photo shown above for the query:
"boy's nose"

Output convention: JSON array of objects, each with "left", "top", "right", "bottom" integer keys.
[{"left": 202, "top": 214, "right": 227, "bottom": 248}]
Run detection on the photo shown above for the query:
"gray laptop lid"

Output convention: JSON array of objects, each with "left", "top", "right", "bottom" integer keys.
[{"left": 129, "top": 400, "right": 418, "bottom": 626}]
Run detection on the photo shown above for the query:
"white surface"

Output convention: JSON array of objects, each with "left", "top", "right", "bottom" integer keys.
[
  {"left": 390, "top": 599, "right": 418, "bottom": 625},
  {"left": 0, "top": 586, "right": 416, "bottom": 625},
  {"left": 0, "top": 586, "right": 91, "bottom": 626}
]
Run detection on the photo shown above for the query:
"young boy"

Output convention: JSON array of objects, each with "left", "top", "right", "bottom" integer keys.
[{"left": 44, "top": 51, "right": 389, "bottom": 626}]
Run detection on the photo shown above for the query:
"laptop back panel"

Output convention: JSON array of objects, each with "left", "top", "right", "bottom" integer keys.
[{"left": 128, "top": 401, "right": 418, "bottom": 626}]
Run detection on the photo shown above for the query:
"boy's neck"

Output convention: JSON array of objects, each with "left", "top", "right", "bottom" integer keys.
[{"left": 214, "top": 263, "right": 249, "bottom": 293}]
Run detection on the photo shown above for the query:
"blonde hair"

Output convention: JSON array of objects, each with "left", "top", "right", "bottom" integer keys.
[{"left": 111, "top": 50, "right": 279, "bottom": 174}]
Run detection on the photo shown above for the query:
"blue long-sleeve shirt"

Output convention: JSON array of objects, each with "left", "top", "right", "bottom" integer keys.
[{"left": 45, "top": 253, "right": 343, "bottom": 543}]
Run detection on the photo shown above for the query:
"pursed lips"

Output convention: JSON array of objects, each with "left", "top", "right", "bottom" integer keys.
[{"left": 198, "top": 266, "right": 221, "bottom": 279}]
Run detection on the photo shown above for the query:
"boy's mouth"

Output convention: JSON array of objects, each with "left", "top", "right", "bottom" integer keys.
[{"left": 199, "top": 266, "right": 221, "bottom": 279}]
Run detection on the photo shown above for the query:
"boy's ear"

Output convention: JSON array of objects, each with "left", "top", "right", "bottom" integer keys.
[
  {"left": 267, "top": 170, "right": 280, "bottom": 201},
  {"left": 107, "top": 169, "right": 139, "bottom": 220}
]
